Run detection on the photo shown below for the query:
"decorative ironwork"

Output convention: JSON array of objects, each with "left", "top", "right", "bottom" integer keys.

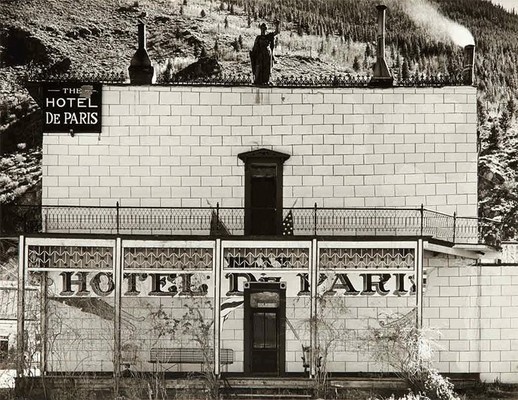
[
  {"left": 398, "top": 72, "right": 465, "bottom": 87},
  {"left": 27, "top": 245, "right": 113, "bottom": 270},
  {"left": 319, "top": 248, "right": 414, "bottom": 270},
  {"left": 422, "top": 210, "right": 454, "bottom": 242},
  {"left": 118, "top": 207, "right": 214, "bottom": 234},
  {"left": 27, "top": 71, "right": 127, "bottom": 83},
  {"left": 40, "top": 205, "right": 118, "bottom": 233},
  {"left": 313, "top": 208, "right": 422, "bottom": 237},
  {"left": 156, "top": 72, "right": 464, "bottom": 87},
  {"left": 223, "top": 247, "right": 310, "bottom": 269},
  {"left": 28, "top": 71, "right": 464, "bottom": 88},
  {"left": 157, "top": 73, "right": 251, "bottom": 86},
  {"left": 124, "top": 247, "right": 213, "bottom": 270},
  {"left": 4, "top": 205, "right": 498, "bottom": 246}
]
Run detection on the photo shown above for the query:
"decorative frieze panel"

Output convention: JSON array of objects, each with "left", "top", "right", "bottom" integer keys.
[
  {"left": 319, "top": 248, "right": 414, "bottom": 270},
  {"left": 223, "top": 248, "right": 310, "bottom": 269},
  {"left": 27, "top": 245, "right": 113, "bottom": 270},
  {"left": 124, "top": 247, "right": 213, "bottom": 270}
]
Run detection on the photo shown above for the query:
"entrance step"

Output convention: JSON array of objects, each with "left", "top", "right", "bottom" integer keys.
[
  {"left": 224, "top": 394, "right": 312, "bottom": 399},
  {"left": 220, "top": 378, "right": 314, "bottom": 400}
]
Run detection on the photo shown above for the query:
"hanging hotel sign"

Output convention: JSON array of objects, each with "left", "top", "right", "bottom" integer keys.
[{"left": 43, "top": 82, "right": 102, "bottom": 133}]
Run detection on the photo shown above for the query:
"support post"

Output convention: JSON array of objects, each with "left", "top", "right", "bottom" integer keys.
[
  {"left": 216, "top": 202, "right": 220, "bottom": 235},
  {"left": 40, "top": 270, "right": 48, "bottom": 375},
  {"left": 16, "top": 235, "right": 26, "bottom": 377},
  {"left": 420, "top": 204, "right": 424, "bottom": 236},
  {"left": 453, "top": 212, "right": 457, "bottom": 244},
  {"left": 113, "top": 238, "right": 123, "bottom": 397},
  {"left": 415, "top": 238, "right": 424, "bottom": 329},
  {"left": 313, "top": 203, "right": 318, "bottom": 236},
  {"left": 214, "top": 239, "right": 222, "bottom": 376},
  {"left": 309, "top": 238, "right": 318, "bottom": 378},
  {"left": 116, "top": 202, "right": 120, "bottom": 234}
]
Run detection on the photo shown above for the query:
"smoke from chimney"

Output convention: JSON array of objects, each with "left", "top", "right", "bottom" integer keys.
[{"left": 398, "top": 0, "right": 474, "bottom": 47}]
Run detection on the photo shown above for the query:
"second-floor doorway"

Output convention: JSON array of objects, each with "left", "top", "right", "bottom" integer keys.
[
  {"left": 238, "top": 149, "right": 290, "bottom": 236},
  {"left": 250, "top": 166, "right": 277, "bottom": 235}
]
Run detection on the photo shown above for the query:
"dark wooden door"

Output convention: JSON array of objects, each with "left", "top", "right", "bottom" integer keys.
[
  {"left": 250, "top": 176, "right": 277, "bottom": 235},
  {"left": 250, "top": 310, "right": 279, "bottom": 373},
  {"left": 244, "top": 283, "right": 286, "bottom": 376}
]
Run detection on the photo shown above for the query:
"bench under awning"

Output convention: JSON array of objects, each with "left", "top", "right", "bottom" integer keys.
[{"left": 149, "top": 348, "right": 234, "bottom": 364}]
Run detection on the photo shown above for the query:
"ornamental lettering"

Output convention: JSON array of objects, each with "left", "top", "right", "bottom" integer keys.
[
  {"left": 224, "top": 272, "right": 415, "bottom": 297},
  {"left": 49, "top": 271, "right": 415, "bottom": 298},
  {"left": 43, "top": 83, "right": 102, "bottom": 133},
  {"left": 53, "top": 272, "right": 209, "bottom": 297}
]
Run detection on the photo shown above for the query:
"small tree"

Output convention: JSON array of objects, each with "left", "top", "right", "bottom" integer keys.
[
  {"left": 181, "top": 299, "right": 218, "bottom": 400},
  {"left": 301, "top": 291, "right": 350, "bottom": 399},
  {"left": 364, "top": 312, "right": 460, "bottom": 400}
]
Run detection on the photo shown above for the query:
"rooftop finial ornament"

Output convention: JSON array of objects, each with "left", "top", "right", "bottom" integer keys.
[
  {"left": 128, "top": 20, "right": 154, "bottom": 85},
  {"left": 249, "top": 21, "right": 280, "bottom": 85}
]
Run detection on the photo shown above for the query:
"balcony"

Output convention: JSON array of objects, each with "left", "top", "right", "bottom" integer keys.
[{"left": 0, "top": 204, "right": 500, "bottom": 246}]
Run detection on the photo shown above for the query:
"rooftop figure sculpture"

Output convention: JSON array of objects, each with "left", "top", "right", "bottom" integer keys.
[{"left": 250, "top": 22, "right": 280, "bottom": 84}]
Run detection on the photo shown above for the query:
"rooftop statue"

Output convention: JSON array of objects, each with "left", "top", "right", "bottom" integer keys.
[{"left": 250, "top": 22, "right": 280, "bottom": 84}]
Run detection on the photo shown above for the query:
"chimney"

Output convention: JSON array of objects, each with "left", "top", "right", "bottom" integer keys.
[
  {"left": 463, "top": 44, "right": 475, "bottom": 85},
  {"left": 370, "top": 4, "right": 393, "bottom": 87},
  {"left": 128, "top": 21, "right": 154, "bottom": 85}
]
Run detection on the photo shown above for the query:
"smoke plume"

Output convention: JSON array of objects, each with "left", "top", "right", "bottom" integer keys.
[{"left": 398, "top": 0, "right": 474, "bottom": 47}]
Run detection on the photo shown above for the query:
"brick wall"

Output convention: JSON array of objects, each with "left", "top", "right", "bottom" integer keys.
[
  {"left": 42, "top": 84, "right": 478, "bottom": 216},
  {"left": 424, "top": 253, "right": 518, "bottom": 383}
]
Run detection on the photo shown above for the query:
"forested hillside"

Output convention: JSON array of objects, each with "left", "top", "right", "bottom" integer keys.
[{"left": 1, "top": 0, "right": 518, "bottom": 240}]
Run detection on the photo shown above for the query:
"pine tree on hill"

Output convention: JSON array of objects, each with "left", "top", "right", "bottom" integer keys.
[
  {"left": 352, "top": 56, "right": 360, "bottom": 72},
  {"left": 401, "top": 59, "right": 410, "bottom": 80}
]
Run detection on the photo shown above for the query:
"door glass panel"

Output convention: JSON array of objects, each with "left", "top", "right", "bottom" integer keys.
[
  {"left": 253, "top": 313, "right": 265, "bottom": 348},
  {"left": 263, "top": 313, "right": 277, "bottom": 349},
  {"left": 252, "top": 312, "right": 277, "bottom": 349}
]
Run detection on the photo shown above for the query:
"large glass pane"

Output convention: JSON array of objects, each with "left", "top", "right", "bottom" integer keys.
[
  {"left": 253, "top": 312, "right": 265, "bottom": 348},
  {"left": 263, "top": 313, "right": 277, "bottom": 349}
]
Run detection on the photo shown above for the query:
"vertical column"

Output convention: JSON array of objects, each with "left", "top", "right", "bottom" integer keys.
[
  {"left": 40, "top": 269, "right": 48, "bottom": 374},
  {"left": 214, "top": 239, "right": 221, "bottom": 376},
  {"left": 416, "top": 238, "right": 424, "bottom": 329},
  {"left": 113, "top": 238, "right": 123, "bottom": 395},
  {"left": 16, "top": 235, "right": 26, "bottom": 377},
  {"left": 309, "top": 239, "right": 318, "bottom": 378}
]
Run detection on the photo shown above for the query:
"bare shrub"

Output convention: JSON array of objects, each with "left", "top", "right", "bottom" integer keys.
[{"left": 364, "top": 312, "right": 460, "bottom": 400}]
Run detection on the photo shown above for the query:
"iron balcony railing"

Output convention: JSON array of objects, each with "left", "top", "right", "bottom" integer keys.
[{"left": 0, "top": 203, "right": 500, "bottom": 246}]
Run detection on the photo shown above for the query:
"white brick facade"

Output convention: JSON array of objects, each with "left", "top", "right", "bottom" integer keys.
[
  {"left": 424, "top": 253, "right": 518, "bottom": 383},
  {"left": 42, "top": 85, "right": 478, "bottom": 216},
  {"left": 35, "top": 83, "right": 518, "bottom": 383}
]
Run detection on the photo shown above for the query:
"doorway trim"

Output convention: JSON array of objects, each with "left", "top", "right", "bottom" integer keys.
[
  {"left": 238, "top": 149, "right": 290, "bottom": 236},
  {"left": 243, "top": 281, "right": 286, "bottom": 376}
]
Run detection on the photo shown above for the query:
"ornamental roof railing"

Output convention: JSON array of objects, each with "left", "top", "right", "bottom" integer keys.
[
  {"left": 25, "top": 71, "right": 467, "bottom": 88},
  {"left": 1, "top": 204, "right": 500, "bottom": 247}
]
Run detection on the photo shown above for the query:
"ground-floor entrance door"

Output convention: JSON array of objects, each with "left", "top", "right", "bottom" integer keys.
[{"left": 244, "top": 281, "right": 286, "bottom": 376}]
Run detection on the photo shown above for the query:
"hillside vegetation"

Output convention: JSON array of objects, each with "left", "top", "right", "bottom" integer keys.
[{"left": 1, "top": 0, "right": 518, "bottom": 239}]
